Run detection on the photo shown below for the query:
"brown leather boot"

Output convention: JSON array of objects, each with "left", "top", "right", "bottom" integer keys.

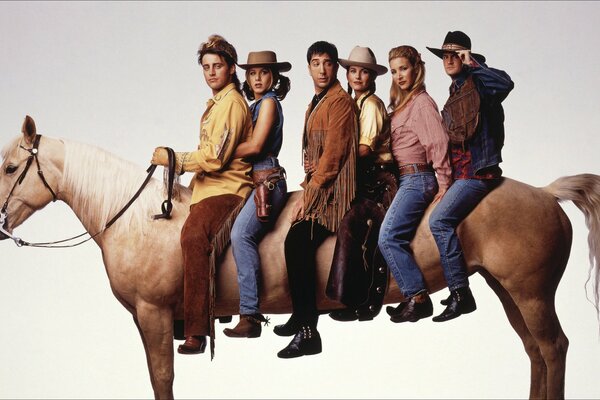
[
  {"left": 223, "top": 314, "right": 268, "bottom": 338},
  {"left": 177, "top": 335, "right": 206, "bottom": 355}
]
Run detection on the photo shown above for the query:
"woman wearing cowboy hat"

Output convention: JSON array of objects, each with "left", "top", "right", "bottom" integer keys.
[
  {"left": 378, "top": 45, "right": 453, "bottom": 324},
  {"left": 426, "top": 31, "right": 514, "bottom": 322},
  {"left": 224, "top": 50, "right": 291, "bottom": 338},
  {"left": 325, "top": 45, "right": 398, "bottom": 322}
]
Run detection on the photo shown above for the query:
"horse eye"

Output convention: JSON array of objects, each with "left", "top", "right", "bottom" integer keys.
[{"left": 5, "top": 165, "right": 17, "bottom": 175}]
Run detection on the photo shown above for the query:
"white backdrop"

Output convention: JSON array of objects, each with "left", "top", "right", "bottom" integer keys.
[{"left": 1, "top": 1, "right": 600, "bottom": 399}]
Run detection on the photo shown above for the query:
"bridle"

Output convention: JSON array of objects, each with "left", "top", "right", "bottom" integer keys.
[
  {"left": 0, "top": 135, "right": 175, "bottom": 248},
  {"left": 1, "top": 134, "right": 57, "bottom": 213}
]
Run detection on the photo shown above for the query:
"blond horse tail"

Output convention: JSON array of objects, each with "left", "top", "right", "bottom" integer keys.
[{"left": 543, "top": 173, "right": 600, "bottom": 321}]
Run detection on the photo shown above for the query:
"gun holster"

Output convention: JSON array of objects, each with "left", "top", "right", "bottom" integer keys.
[{"left": 251, "top": 167, "right": 286, "bottom": 222}]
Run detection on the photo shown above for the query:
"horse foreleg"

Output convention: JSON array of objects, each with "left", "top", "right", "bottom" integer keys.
[
  {"left": 135, "top": 302, "right": 175, "bottom": 400},
  {"left": 480, "top": 271, "right": 547, "bottom": 399},
  {"left": 133, "top": 316, "right": 158, "bottom": 392}
]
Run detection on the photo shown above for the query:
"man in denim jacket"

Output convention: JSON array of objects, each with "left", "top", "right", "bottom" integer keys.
[{"left": 426, "top": 30, "right": 514, "bottom": 322}]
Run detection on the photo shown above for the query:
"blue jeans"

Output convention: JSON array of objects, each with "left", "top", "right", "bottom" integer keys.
[
  {"left": 428, "top": 178, "right": 499, "bottom": 291},
  {"left": 230, "top": 158, "right": 287, "bottom": 315},
  {"left": 378, "top": 172, "right": 438, "bottom": 298}
]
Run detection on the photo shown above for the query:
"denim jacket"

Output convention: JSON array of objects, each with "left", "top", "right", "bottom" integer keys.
[{"left": 451, "top": 61, "right": 514, "bottom": 173}]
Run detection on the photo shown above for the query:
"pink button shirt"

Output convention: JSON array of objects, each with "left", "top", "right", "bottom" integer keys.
[{"left": 389, "top": 91, "right": 452, "bottom": 190}]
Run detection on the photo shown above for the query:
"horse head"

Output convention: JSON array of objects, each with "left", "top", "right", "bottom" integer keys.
[{"left": 0, "top": 116, "right": 65, "bottom": 240}]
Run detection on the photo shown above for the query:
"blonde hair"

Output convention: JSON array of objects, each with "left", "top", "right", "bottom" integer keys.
[{"left": 388, "top": 46, "right": 426, "bottom": 114}]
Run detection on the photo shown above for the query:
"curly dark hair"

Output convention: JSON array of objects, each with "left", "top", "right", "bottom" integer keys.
[{"left": 306, "top": 41, "right": 338, "bottom": 64}]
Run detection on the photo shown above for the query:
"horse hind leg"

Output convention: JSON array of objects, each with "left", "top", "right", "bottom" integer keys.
[
  {"left": 516, "top": 297, "right": 568, "bottom": 399},
  {"left": 480, "top": 271, "right": 548, "bottom": 399},
  {"left": 501, "top": 274, "right": 569, "bottom": 400},
  {"left": 135, "top": 302, "right": 176, "bottom": 400}
]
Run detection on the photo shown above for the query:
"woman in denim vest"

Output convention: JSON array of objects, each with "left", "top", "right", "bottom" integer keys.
[
  {"left": 378, "top": 45, "right": 452, "bottom": 323},
  {"left": 224, "top": 51, "right": 291, "bottom": 338}
]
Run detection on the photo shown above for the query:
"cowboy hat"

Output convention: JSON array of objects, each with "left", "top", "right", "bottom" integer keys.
[
  {"left": 426, "top": 31, "right": 486, "bottom": 63},
  {"left": 238, "top": 50, "right": 292, "bottom": 72},
  {"left": 338, "top": 46, "right": 388, "bottom": 76}
]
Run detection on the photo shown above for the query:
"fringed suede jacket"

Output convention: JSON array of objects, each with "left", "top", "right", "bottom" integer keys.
[{"left": 302, "top": 80, "right": 358, "bottom": 232}]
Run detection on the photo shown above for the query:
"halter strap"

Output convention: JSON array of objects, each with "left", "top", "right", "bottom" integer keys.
[{"left": 2, "top": 134, "right": 56, "bottom": 214}]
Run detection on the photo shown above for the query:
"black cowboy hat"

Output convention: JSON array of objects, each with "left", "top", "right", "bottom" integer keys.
[{"left": 426, "top": 31, "right": 486, "bottom": 63}]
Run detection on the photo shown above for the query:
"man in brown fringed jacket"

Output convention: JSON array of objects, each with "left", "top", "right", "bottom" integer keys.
[{"left": 274, "top": 41, "right": 358, "bottom": 359}]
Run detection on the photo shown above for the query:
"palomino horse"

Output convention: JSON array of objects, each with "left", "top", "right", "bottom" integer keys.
[{"left": 1, "top": 116, "right": 599, "bottom": 399}]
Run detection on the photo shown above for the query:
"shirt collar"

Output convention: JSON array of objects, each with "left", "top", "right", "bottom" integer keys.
[
  {"left": 210, "top": 82, "right": 237, "bottom": 104},
  {"left": 450, "top": 70, "right": 469, "bottom": 93},
  {"left": 355, "top": 91, "right": 369, "bottom": 103}
]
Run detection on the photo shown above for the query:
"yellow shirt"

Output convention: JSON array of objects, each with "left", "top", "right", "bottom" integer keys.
[
  {"left": 176, "top": 83, "right": 253, "bottom": 205},
  {"left": 356, "top": 92, "right": 393, "bottom": 164}
]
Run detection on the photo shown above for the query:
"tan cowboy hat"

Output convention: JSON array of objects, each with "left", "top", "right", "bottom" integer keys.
[
  {"left": 238, "top": 50, "right": 292, "bottom": 72},
  {"left": 426, "top": 31, "right": 486, "bottom": 63},
  {"left": 338, "top": 46, "right": 388, "bottom": 76}
]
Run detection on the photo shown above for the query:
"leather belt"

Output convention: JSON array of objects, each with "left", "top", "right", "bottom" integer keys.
[{"left": 398, "top": 163, "right": 433, "bottom": 176}]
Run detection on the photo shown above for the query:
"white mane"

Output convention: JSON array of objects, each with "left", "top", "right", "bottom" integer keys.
[{"left": 61, "top": 139, "right": 186, "bottom": 235}]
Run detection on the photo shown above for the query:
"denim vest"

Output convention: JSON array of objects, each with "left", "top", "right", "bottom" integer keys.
[
  {"left": 452, "top": 63, "right": 514, "bottom": 173},
  {"left": 249, "top": 91, "right": 284, "bottom": 171}
]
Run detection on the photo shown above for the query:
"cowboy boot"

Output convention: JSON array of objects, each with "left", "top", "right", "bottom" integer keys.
[
  {"left": 277, "top": 325, "right": 322, "bottom": 359},
  {"left": 386, "top": 301, "right": 408, "bottom": 317},
  {"left": 390, "top": 292, "right": 433, "bottom": 323},
  {"left": 432, "top": 287, "right": 477, "bottom": 322},
  {"left": 177, "top": 335, "right": 206, "bottom": 355},
  {"left": 223, "top": 314, "right": 268, "bottom": 338}
]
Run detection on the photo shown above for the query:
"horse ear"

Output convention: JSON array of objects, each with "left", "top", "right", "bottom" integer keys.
[{"left": 21, "top": 115, "right": 36, "bottom": 145}]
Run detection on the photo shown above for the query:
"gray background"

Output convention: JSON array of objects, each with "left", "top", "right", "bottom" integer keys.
[{"left": 1, "top": 1, "right": 600, "bottom": 398}]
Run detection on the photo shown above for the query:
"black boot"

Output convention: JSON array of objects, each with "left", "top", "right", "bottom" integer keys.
[
  {"left": 432, "top": 287, "right": 477, "bottom": 322},
  {"left": 273, "top": 315, "right": 300, "bottom": 337},
  {"left": 386, "top": 301, "right": 408, "bottom": 317},
  {"left": 277, "top": 325, "right": 322, "bottom": 359},
  {"left": 329, "top": 308, "right": 359, "bottom": 322},
  {"left": 390, "top": 293, "right": 433, "bottom": 323}
]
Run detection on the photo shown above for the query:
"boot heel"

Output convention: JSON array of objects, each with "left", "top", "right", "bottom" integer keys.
[{"left": 304, "top": 340, "right": 322, "bottom": 355}]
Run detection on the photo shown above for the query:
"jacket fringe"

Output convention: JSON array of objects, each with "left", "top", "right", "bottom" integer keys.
[
  {"left": 208, "top": 197, "right": 245, "bottom": 359},
  {"left": 304, "top": 130, "right": 357, "bottom": 232}
]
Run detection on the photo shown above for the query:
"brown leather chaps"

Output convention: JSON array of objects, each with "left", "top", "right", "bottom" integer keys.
[
  {"left": 179, "top": 194, "right": 244, "bottom": 341},
  {"left": 326, "top": 164, "right": 398, "bottom": 315}
]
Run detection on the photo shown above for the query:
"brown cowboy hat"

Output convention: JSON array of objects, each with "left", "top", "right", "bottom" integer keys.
[
  {"left": 238, "top": 50, "right": 292, "bottom": 72},
  {"left": 426, "top": 31, "right": 486, "bottom": 63},
  {"left": 338, "top": 46, "right": 388, "bottom": 76}
]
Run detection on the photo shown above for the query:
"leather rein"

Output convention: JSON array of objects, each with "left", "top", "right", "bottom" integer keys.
[{"left": 0, "top": 135, "right": 176, "bottom": 248}]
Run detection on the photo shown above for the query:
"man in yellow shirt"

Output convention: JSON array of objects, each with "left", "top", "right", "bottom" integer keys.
[{"left": 151, "top": 35, "right": 252, "bottom": 357}]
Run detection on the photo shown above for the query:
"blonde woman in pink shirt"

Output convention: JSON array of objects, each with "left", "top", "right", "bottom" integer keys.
[{"left": 378, "top": 45, "right": 452, "bottom": 323}]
